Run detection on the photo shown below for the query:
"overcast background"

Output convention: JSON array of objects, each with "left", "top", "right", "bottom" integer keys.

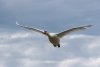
[{"left": 0, "top": 0, "right": 100, "bottom": 67}]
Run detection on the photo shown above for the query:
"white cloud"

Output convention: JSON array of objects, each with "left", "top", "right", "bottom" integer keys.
[
  {"left": 87, "top": 37, "right": 100, "bottom": 49},
  {"left": 84, "top": 58, "right": 100, "bottom": 67},
  {"left": 58, "top": 58, "right": 82, "bottom": 67},
  {"left": 63, "top": 34, "right": 94, "bottom": 39},
  {"left": 19, "top": 58, "right": 39, "bottom": 67},
  {"left": 0, "top": 32, "right": 100, "bottom": 67},
  {"left": 58, "top": 58, "right": 100, "bottom": 67},
  {"left": 0, "top": 64, "right": 5, "bottom": 67},
  {"left": 0, "top": 61, "right": 6, "bottom": 67},
  {"left": 0, "top": 44, "right": 9, "bottom": 50},
  {"left": 0, "top": 32, "right": 32, "bottom": 40}
]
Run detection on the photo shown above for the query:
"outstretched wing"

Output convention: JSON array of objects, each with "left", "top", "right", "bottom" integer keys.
[
  {"left": 16, "top": 21, "right": 45, "bottom": 35},
  {"left": 57, "top": 25, "right": 93, "bottom": 38}
]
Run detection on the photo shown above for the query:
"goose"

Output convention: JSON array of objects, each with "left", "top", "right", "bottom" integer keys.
[{"left": 16, "top": 22, "right": 93, "bottom": 48}]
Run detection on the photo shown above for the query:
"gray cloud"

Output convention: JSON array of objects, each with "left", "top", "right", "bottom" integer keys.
[{"left": 0, "top": 0, "right": 99, "bottom": 34}]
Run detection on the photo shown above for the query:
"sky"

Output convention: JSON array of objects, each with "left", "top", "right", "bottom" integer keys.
[{"left": 0, "top": 0, "right": 100, "bottom": 67}]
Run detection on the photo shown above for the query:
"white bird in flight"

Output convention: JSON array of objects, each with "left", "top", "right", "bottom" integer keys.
[{"left": 16, "top": 22, "right": 93, "bottom": 48}]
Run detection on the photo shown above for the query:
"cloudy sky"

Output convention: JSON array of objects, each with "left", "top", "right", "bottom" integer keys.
[{"left": 0, "top": 0, "right": 100, "bottom": 67}]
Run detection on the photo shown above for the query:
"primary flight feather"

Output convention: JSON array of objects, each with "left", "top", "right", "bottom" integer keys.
[{"left": 16, "top": 22, "right": 93, "bottom": 48}]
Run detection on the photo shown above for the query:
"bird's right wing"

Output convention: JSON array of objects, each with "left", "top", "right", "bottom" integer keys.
[
  {"left": 16, "top": 21, "right": 45, "bottom": 35},
  {"left": 56, "top": 25, "right": 93, "bottom": 38}
]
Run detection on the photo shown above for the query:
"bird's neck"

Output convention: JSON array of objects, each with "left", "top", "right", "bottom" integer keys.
[{"left": 46, "top": 33, "right": 51, "bottom": 37}]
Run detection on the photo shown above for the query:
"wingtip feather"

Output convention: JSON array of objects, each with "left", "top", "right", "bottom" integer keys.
[{"left": 86, "top": 25, "right": 93, "bottom": 27}]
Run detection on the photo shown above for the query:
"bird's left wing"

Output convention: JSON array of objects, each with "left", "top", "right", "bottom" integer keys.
[
  {"left": 16, "top": 22, "right": 45, "bottom": 35},
  {"left": 56, "top": 25, "right": 93, "bottom": 38}
]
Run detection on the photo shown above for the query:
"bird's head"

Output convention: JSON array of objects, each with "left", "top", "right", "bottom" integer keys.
[
  {"left": 44, "top": 31, "right": 49, "bottom": 35},
  {"left": 44, "top": 31, "right": 48, "bottom": 34}
]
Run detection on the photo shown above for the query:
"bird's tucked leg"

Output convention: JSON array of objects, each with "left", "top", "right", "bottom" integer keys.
[
  {"left": 53, "top": 45, "right": 57, "bottom": 47},
  {"left": 58, "top": 44, "right": 60, "bottom": 48}
]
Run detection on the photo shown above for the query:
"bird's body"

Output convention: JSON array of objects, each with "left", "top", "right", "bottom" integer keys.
[
  {"left": 16, "top": 22, "right": 93, "bottom": 48},
  {"left": 48, "top": 33, "right": 60, "bottom": 47}
]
